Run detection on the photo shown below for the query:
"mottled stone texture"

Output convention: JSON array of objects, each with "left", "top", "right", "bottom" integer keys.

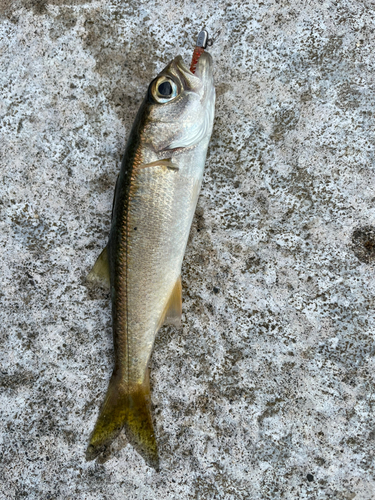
[{"left": 1, "top": 1, "right": 375, "bottom": 499}]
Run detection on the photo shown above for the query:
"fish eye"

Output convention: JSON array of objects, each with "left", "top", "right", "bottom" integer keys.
[
  {"left": 152, "top": 77, "right": 178, "bottom": 103},
  {"left": 158, "top": 81, "right": 172, "bottom": 96}
]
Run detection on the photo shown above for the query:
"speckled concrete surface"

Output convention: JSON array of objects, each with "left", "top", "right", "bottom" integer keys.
[{"left": 1, "top": 1, "right": 375, "bottom": 499}]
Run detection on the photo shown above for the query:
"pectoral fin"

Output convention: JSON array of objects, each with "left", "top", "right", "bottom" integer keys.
[
  {"left": 138, "top": 159, "right": 179, "bottom": 172},
  {"left": 87, "top": 246, "right": 110, "bottom": 288},
  {"left": 162, "top": 276, "right": 182, "bottom": 327}
]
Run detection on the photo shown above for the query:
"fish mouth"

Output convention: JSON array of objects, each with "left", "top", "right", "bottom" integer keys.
[
  {"left": 194, "top": 52, "right": 213, "bottom": 81},
  {"left": 173, "top": 52, "right": 214, "bottom": 102},
  {"left": 171, "top": 52, "right": 215, "bottom": 114}
]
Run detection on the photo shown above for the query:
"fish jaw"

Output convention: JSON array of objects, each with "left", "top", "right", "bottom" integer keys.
[{"left": 167, "top": 53, "right": 215, "bottom": 151}]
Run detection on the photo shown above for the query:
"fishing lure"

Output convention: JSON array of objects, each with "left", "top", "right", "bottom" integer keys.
[{"left": 190, "top": 29, "right": 220, "bottom": 74}]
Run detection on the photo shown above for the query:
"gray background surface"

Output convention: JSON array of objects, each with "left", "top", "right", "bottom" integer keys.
[{"left": 1, "top": 0, "right": 375, "bottom": 498}]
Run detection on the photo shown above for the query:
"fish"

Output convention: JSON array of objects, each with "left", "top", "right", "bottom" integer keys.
[{"left": 86, "top": 36, "right": 215, "bottom": 469}]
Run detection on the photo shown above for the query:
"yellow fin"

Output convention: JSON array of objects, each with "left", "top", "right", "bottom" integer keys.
[
  {"left": 138, "top": 158, "right": 179, "bottom": 171},
  {"left": 124, "top": 370, "right": 158, "bottom": 469},
  {"left": 87, "top": 246, "right": 110, "bottom": 288},
  {"left": 86, "top": 370, "right": 159, "bottom": 470},
  {"left": 162, "top": 276, "right": 182, "bottom": 327}
]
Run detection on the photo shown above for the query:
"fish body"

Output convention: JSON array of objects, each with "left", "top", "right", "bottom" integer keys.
[{"left": 86, "top": 52, "right": 215, "bottom": 467}]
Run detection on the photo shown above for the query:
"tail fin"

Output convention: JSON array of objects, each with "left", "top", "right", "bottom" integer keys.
[{"left": 86, "top": 371, "right": 159, "bottom": 469}]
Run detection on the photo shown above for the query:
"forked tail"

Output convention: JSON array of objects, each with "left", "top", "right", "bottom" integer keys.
[{"left": 86, "top": 370, "right": 158, "bottom": 469}]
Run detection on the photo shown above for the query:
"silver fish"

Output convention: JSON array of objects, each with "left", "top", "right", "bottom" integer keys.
[{"left": 86, "top": 43, "right": 215, "bottom": 468}]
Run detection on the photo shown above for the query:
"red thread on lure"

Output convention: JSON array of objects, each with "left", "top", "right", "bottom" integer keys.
[{"left": 190, "top": 46, "right": 205, "bottom": 74}]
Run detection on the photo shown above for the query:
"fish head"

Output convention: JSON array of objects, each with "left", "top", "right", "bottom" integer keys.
[{"left": 142, "top": 52, "right": 215, "bottom": 152}]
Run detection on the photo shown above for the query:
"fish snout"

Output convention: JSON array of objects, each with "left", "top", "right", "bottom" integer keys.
[{"left": 194, "top": 51, "right": 213, "bottom": 82}]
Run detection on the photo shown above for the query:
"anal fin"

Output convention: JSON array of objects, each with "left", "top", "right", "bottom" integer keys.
[
  {"left": 162, "top": 276, "right": 182, "bottom": 327},
  {"left": 87, "top": 246, "right": 110, "bottom": 288}
]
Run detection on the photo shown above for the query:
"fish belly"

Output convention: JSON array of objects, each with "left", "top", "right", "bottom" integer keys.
[{"left": 114, "top": 161, "right": 202, "bottom": 386}]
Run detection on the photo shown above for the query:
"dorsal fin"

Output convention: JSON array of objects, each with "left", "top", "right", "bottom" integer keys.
[{"left": 87, "top": 246, "right": 110, "bottom": 288}]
